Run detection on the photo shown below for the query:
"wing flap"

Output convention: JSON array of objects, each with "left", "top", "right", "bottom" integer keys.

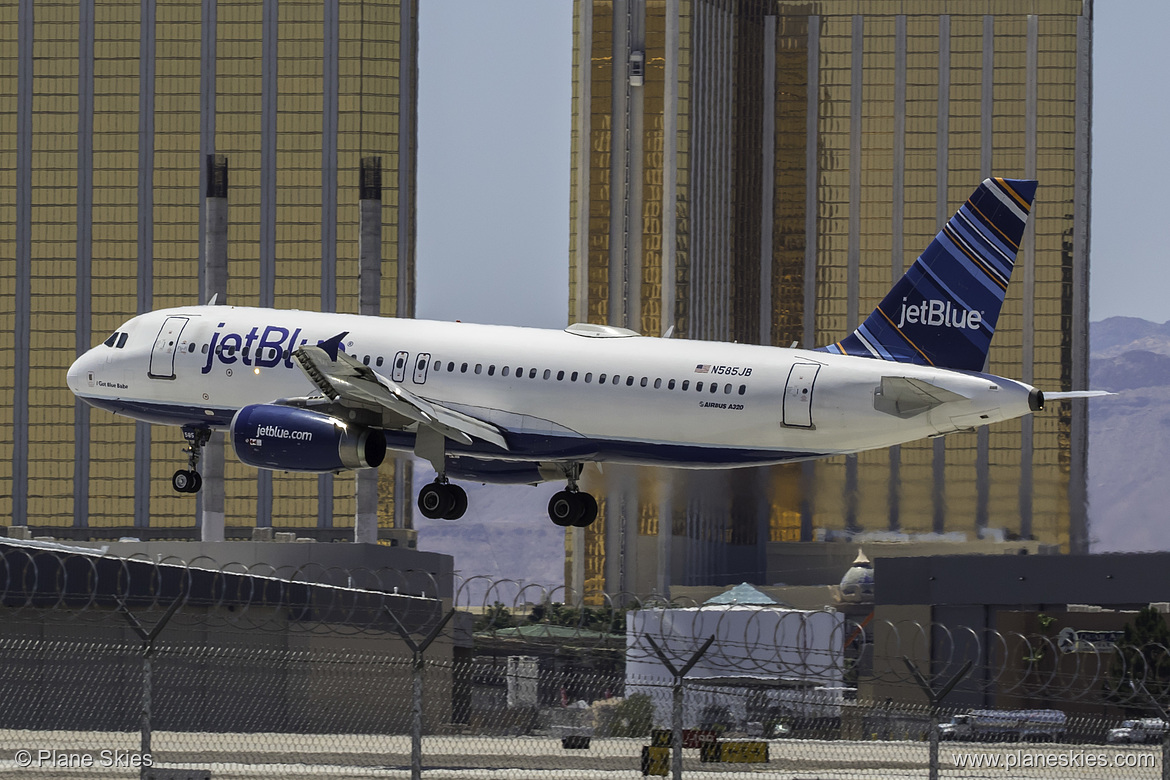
[{"left": 293, "top": 342, "right": 509, "bottom": 451}]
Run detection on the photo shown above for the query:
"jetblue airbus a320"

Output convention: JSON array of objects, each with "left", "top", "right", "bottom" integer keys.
[{"left": 67, "top": 178, "right": 1102, "bottom": 527}]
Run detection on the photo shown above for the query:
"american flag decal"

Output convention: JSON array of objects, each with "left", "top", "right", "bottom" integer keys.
[
  {"left": 246, "top": 438, "right": 262, "bottom": 447},
  {"left": 694, "top": 364, "right": 710, "bottom": 374}
]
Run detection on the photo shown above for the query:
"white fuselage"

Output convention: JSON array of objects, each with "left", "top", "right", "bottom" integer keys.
[{"left": 67, "top": 305, "right": 1038, "bottom": 469}]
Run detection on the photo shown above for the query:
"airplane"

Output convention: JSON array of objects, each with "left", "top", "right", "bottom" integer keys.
[{"left": 66, "top": 178, "right": 1106, "bottom": 528}]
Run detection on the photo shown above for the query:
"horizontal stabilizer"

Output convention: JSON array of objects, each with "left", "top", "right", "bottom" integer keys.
[
  {"left": 874, "top": 376, "right": 968, "bottom": 418},
  {"left": 1042, "top": 390, "right": 1115, "bottom": 401}
]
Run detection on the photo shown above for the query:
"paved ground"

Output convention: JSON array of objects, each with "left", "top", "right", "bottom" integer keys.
[{"left": 0, "top": 730, "right": 1161, "bottom": 779}]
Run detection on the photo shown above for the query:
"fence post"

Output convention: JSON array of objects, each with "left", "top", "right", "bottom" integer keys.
[
  {"left": 412, "top": 652, "right": 424, "bottom": 780},
  {"left": 118, "top": 597, "right": 184, "bottom": 779},
  {"left": 386, "top": 606, "right": 455, "bottom": 780},
  {"left": 672, "top": 680, "right": 683, "bottom": 775},
  {"left": 142, "top": 652, "right": 151, "bottom": 758},
  {"left": 1129, "top": 681, "right": 1170, "bottom": 780},
  {"left": 903, "top": 657, "right": 971, "bottom": 780},
  {"left": 646, "top": 634, "right": 715, "bottom": 780}
]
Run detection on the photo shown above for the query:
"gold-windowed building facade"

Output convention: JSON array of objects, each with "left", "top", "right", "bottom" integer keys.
[
  {"left": 568, "top": 0, "right": 1091, "bottom": 597},
  {"left": 1, "top": 0, "right": 418, "bottom": 537}
]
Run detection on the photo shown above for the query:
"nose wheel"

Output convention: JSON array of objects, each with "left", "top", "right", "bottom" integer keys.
[
  {"left": 173, "top": 426, "right": 210, "bottom": 494},
  {"left": 418, "top": 480, "right": 468, "bottom": 520},
  {"left": 548, "top": 489, "right": 598, "bottom": 528},
  {"left": 172, "top": 469, "right": 202, "bottom": 494}
]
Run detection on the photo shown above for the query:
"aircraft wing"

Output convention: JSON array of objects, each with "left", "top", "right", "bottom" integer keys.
[{"left": 292, "top": 334, "right": 509, "bottom": 451}]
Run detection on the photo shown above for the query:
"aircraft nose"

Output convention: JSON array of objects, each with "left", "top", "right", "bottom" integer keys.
[{"left": 67, "top": 350, "right": 96, "bottom": 395}]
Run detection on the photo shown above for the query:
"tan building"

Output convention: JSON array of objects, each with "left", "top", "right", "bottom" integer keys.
[
  {"left": 0, "top": 0, "right": 417, "bottom": 538},
  {"left": 567, "top": 0, "right": 1091, "bottom": 598}
]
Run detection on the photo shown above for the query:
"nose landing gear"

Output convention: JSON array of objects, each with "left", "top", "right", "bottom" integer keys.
[
  {"left": 171, "top": 469, "right": 202, "bottom": 493},
  {"left": 172, "top": 426, "right": 209, "bottom": 494}
]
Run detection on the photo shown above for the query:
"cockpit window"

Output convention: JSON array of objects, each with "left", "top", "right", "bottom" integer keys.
[
  {"left": 104, "top": 333, "right": 118, "bottom": 347},
  {"left": 116, "top": 332, "right": 128, "bottom": 349}
]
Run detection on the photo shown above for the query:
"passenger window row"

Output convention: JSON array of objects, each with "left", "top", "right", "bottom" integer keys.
[
  {"left": 187, "top": 338, "right": 748, "bottom": 397},
  {"left": 429, "top": 359, "right": 748, "bottom": 396}
]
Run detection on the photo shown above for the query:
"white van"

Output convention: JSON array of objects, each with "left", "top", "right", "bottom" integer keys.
[{"left": 1107, "top": 718, "right": 1168, "bottom": 744}]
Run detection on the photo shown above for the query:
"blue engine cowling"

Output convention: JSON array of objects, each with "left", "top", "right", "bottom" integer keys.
[{"left": 230, "top": 404, "right": 386, "bottom": 472}]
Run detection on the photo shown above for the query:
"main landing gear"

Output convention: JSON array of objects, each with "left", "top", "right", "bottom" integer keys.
[
  {"left": 548, "top": 490, "right": 598, "bottom": 528},
  {"left": 172, "top": 426, "right": 209, "bottom": 494},
  {"left": 414, "top": 427, "right": 469, "bottom": 521},
  {"left": 413, "top": 427, "right": 597, "bottom": 527},
  {"left": 547, "top": 463, "right": 598, "bottom": 528},
  {"left": 417, "top": 479, "right": 468, "bottom": 520}
]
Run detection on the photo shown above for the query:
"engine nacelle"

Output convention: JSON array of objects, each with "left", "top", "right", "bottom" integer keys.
[{"left": 230, "top": 404, "right": 386, "bottom": 473}]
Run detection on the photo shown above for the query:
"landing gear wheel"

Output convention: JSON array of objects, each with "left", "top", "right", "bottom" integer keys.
[
  {"left": 418, "top": 483, "right": 453, "bottom": 519},
  {"left": 548, "top": 490, "right": 584, "bottom": 527},
  {"left": 418, "top": 482, "right": 468, "bottom": 520},
  {"left": 443, "top": 484, "right": 468, "bottom": 520},
  {"left": 571, "top": 492, "right": 598, "bottom": 528},
  {"left": 172, "top": 469, "right": 201, "bottom": 494}
]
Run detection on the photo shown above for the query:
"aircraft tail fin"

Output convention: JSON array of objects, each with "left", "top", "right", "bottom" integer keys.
[{"left": 818, "top": 177, "right": 1037, "bottom": 372}]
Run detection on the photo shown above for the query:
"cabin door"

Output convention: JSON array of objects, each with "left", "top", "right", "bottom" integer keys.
[
  {"left": 782, "top": 362, "right": 820, "bottom": 428},
  {"left": 148, "top": 316, "right": 190, "bottom": 380}
]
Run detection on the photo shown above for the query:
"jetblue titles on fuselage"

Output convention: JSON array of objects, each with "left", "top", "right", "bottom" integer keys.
[{"left": 201, "top": 322, "right": 313, "bottom": 373}]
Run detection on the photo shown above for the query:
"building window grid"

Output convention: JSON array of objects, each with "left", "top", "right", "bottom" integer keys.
[{"left": 5, "top": 1, "right": 408, "bottom": 530}]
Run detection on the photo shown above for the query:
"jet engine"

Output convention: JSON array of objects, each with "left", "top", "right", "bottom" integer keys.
[{"left": 230, "top": 404, "right": 386, "bottom": 472}]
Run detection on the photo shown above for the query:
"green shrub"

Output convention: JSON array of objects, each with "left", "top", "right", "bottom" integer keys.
[{"left": 606, "top": 694, "right": 654, "bottom": 737}]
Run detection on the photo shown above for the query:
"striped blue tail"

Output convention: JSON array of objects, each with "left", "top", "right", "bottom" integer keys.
[{"left": 818, "top": 177, "right": 1037, "bottom": 372}]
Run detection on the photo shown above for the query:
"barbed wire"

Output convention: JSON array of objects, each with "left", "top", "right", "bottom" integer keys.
[
  {"left": 4, "top": 542, "right": 1170, "bottom": 710},
  {"left": 0, "top": 541, "right": 442, "bottom": 635}
]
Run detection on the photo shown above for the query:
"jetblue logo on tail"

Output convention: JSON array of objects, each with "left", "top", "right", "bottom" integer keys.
[
  {"left": 818, "top": 178, "right": 1036, "bottom": 371},
  {"left": 895, "top": 299, "right": 983, "bottom": 331}
]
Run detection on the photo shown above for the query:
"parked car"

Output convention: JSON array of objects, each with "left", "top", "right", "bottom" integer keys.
[{"left": 1107, "top": 718, "right": 1168, "bottom": 744}]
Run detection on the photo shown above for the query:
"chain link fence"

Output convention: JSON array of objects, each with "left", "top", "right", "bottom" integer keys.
[{"left": 1, "top": 543, "right": 1168, "bottom": 778}]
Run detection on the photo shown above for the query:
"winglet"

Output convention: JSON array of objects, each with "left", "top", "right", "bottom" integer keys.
[{"left": 318, "top": 332, "right": 348, "bottom": 362}]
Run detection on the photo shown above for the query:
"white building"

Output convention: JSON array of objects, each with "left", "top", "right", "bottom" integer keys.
[{"left": 625, "top": 586, "right": 844, "bottom": 729}]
